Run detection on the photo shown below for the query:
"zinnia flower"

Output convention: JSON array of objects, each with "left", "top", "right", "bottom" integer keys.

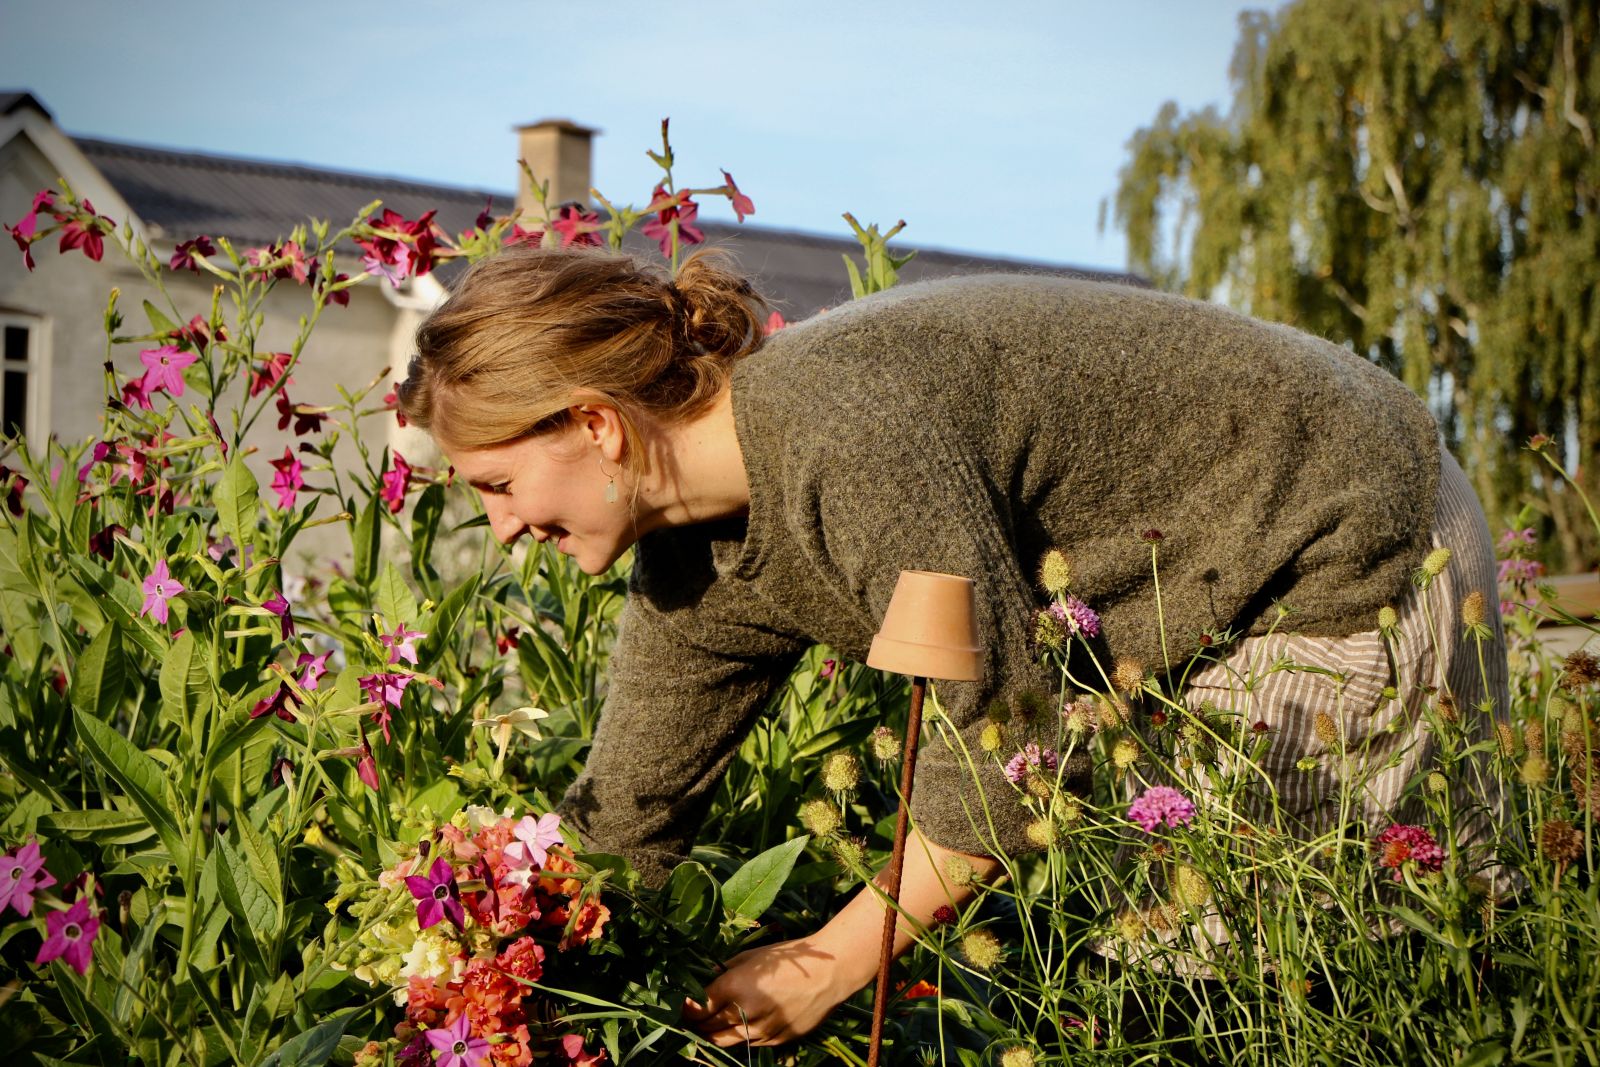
[{"left": 1127, "top": 785, "right": 1196, "bottom": 833}]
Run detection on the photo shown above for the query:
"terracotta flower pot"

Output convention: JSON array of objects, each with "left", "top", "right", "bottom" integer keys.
[{"left": 866, "top": 569, "right": 982, "bottom": 681}]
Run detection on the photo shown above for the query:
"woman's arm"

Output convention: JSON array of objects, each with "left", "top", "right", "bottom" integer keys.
[{"left": 684, "top": 828, "right": 1002, "bottom": 1047}]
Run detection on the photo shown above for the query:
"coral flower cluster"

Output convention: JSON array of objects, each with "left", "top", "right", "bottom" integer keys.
[{"left": 341, "top": 807, "right": 609, "bottom": 1067}]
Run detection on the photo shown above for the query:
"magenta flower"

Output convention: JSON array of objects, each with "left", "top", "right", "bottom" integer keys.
[
  {"left": 721, "top": 170, "right": 755, "bottom": 222},
  {"left": 763, "top": 310, "right": 788, "bottom": 335},
  {"left": 1049, "top": 596, "right": 1101, "bottom": 639},
  {"left": 405, "top": 857, "right": 465, "bottom": 930},
  {"left": 274, "top": 392, "right": 327, "bottom": 436},
  {"left": 250, "top": 686, "right": 295, "bottom": 723},
  {"left": 1127, "top": 785, "right": 1196, "bottom": 833},
  {"left": 269, "top": 447, "right": 303, "bottom": 510},
  {"left": 550, "top": 203, "right": 604, "bottom": 248},
  {"left": 56, "top": 200, "right": 113, "bottom": 262},
  {"left": 1, "top": 840, "right": 56, "bottom": 916},
  {"left": 140, "top": 559, "right": 184, "bottom": 625},
  {"left": 425, "top": 1013, "right": 489, "bottom": 1067},
  {"left": 138, "top": 345, "right": 197, "bottom": 397},
  {"left": 1003, "top": 742, "right": 1059, "bottom": 785},
  {"left": 1497, "top": 527, "right": 1537, "bottom": 552},
  {"left": 119, "top": 374, "right": 154, "bottom": 411},
  {"left": 380, "top": 451, "right": 412, "bottom": 513},
  {"left": 360, "top": 672, "right": 413, "bottom": 742},
  {"left": 357, "top": 742, "right": 380, "bottom": 792},
  {"left": 560, "top": 1034, "right": 606, "bottom": 1067},
  {"left": 501, "top": 812, "right": 564, "bottom": 887},
  {"left": 76, "top": 441, "right": 111, "bottom": 484},
  {"left": 263, "top": 592, "right": 294, "bottom": 639},
  {"left": 641, "top": 184, "right": 705, "bottom": 257},
  {"left": 34, "top": 895, "right": 100, "bottom": 975},
  {"left": 1497, "top": 558, "right": 1544, "bottom": 585},
  {"left": 248, "top": 352, "right": 295, "bottom": 398},
  {"left": 296, "top": 651, "right": 330, "bottom": 690},
  {"left": 169, "top": 235, "right": 216, "bottom": 272},
  {"left": 380, "top": 623, "right": 425, "bottom": 666},
  {"left": 1374, "top": 823, "right": 1445, "bottom": 881}
]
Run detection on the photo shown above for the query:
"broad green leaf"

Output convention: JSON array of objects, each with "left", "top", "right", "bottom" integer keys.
[
  {"left": 38, "top": 808, "right": 155, "bottom": 846},
  {"left": 721, "top": 835, "right": 810, "bottom": 921},
  {"left": 71, "top": 623, "right": 123, "bottom": 721},
  {"left": 159, "top": 628, "right": 211, "bottom": 734},
  {"left": 375, "top": 562, "right": 418, "bottom": 628},
  {"left": 214, "top": 456, "right": 260, "bottom": 550},
  {"left": 74, "top": 711, "right": 190, "bottom": 872},
  {"left": 232, "top": 810, "right": 283, "bottom": 914},
  {"left": 418, "top": 574, "right": 479, "bottom": 669},
  {"left": 664, "top": 861, "right": 720, "bottom": 942},
  {"left": 793, "top": 715, "right": 881, "bottom": 760},
  {"left": 351, "top": 495, "right": 381, "bottom": 588},
  {"left": 258, "top": 1009, "right": 358, "bottom": 1067},
  {"left": 410, "top": 482, "right": 446, "bottom": 584},
  {"left": 215, "top": 836, "right": 278, "bottom": 966},
  {"left": 142, "top": 299, "right": 179, "bottom": 336}
]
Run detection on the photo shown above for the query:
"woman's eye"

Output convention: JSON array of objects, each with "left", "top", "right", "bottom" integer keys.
[{"left": 489, "top": 482, "right": 512, "bottom": 495}]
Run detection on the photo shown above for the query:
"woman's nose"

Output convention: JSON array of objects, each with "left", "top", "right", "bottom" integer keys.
[{"left": 484, "top": 497, "right": 525, "bottom": 546}]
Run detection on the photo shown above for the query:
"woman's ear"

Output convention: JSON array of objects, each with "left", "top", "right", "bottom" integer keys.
[{"left": 570, "top": 402, "right": 630, "bottom": 465}]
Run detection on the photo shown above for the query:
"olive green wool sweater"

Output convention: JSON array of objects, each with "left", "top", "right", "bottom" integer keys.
[{"left": 557, "top": 274, "right": 1441, "bottom": 886}]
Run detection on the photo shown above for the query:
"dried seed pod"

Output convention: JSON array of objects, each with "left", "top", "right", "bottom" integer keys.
[{"left": 1539, "top": 818, "right": 1583, "bottom": 865}]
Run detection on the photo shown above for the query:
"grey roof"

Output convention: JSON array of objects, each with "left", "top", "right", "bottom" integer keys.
[{"left": 71, "top": 135, "right": 1145, "bottom": 317}]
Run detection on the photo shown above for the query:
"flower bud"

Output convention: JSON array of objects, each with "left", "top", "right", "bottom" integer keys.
[
  {"left": 1037, "top": 549, "right": 1072, "bottom": 595},
  {"left": 1518, "top": 755, "right": 1549, "bottom": 786},
  {"left": 1114, "top": 908, "right": 1145, "bottom": 942},
  {"left": 831, "top": 836, "right": 866, "bottom": 872},
  {"left": 1426, "top": 771, "right": 1448, "bottom": 794},
  {"left": 1421, "top": 547, "right": 1453, "bottom": 578},
  {"left": 820, "top": 751, "right": 860, "bottom": 793},
  {"left": 943, "top": 854, "right": 976, "bottom": 887},
  {"left": 979, "top": 723, "right": 1004, "bottom": 753},
  {"left": 1025, "top": 817, "right": 1058, "bottom": 849},
  {"left": 1539, "top": 818, "right": 1583, "bottom": 865},
  {"left": 1495, "top": 721, "right": 1518, "bottom": 757},
  {"left": 1000, "top": 1048, "right": 1037, "bottom": 1067},
  {"left": 1461, "top": 590, "right": 1487, "bottom": 628},
  {"left": 1112, "top": 656, "right": 1145, "bottom": 694},
  {"left": 1033, "top": 609, "right": 1065, "bottom": 651},
  {"left": 1172, "top": 863, "right": 1212, "bottom": 907},
  {"left": 1314, "top": 712, "right": 1339, "bottom": 749}
]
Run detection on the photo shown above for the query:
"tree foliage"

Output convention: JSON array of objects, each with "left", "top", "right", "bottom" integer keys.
[{"left": 1110, "top": 0, "right": 1598, "bottom": 567}]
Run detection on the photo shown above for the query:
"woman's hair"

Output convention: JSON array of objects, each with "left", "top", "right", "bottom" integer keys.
[{"left": 398, "top": 245, "right": 770, "bottom": 454}]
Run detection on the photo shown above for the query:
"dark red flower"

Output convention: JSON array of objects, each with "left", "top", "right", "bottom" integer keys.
[
  {"left": 550, "top": 203, "right": 603, "bottom": 248},
  {"left": 88, "top": 524, "right": 124, "bottom": 562},
  {"left": 932, "top": 904, "right": 957, "bottom": 926},
  {"left": 382, "top": 382, "right": 408, "bottom": 428},
  {"left": 275, "top": 392, "right": 327, "bottom": 435},
  {"left": 475, "top": 197, "right": 495, "bottom": 232},
  {"left": 56, "top": 199, "right": 114, "bottom": 262},
  {"left": 249, "top": 353, "right": 295, "bottom": 398},
  {"left": 169, "top": 235, "right": 216, "bottom": 272},
  {"left": 640, "top": 184, "right": 704, "bottom": 257},
  {"left": 496, "top": 627, "right": 521, "bottom": 655}
]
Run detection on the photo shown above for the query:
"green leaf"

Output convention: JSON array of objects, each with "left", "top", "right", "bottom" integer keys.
[
  {"left": 410, "top": 482, "right": 446, "bottom": 584},
  {"left": 375, "top": 562, "right": 418, "bottom": 628},
  {"left": 721, "top": 835, "right": 809, "bottom": 921},
  {"left": 114, "top": 904, "right": 166, "bottom": 1024},
  {"left": 214, "top": 456, "right": 260, "bottom": 550},
  {"left": 258, "top": 1009, "right": 358, "bottom": 1067},
  {"left": 70, "top": 620, "right": 124, "bottom": 720},
  {"left": 232, "top": 810, "right": 284, "bottom": 915},
  {"left": 794, "top": 715, "right": 881, "bottom": 760},
  {"left": 663, "top": 861, "right": 720, "bottom": 942},
  {"left": 73, "top": 712, "right": 190, "bottom": 872},
  {"left": 159, "top": 628, "right": 211, "bottom": 734},
  {"left": 215, "top": 836, "right": 278, "bottom": 969},
  {"left": 142, "top": 299, "right": 179, "bottom": 336},
  {"left": 37, "top": 808, "right": 156, "bottom": 846},
  {"left": 351, "top": 495, "right": 381, "bottom": 588}
]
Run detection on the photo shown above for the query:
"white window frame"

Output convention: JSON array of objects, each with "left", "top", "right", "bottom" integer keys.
[{"left": 0, "top": 312, "right": 49, "bottom": 448}]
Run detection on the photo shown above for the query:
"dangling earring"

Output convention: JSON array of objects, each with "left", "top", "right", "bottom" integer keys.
[{"left": 599, "top": 457, "right": 619, "bottom": 504}]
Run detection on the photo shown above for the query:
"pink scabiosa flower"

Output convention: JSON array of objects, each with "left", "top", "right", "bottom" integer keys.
[
  {"left": 138, "top": 344, "right": 197, "bottom": 397},
  {"left": 34, "top": 895, "right": 100, "bottom": 975},
  {"left": 381, "top": 451, "right": 412, "bottom": 513},
  {"left": 1373, "top": 824, "right": 1445, "bottom": 881},
  {"left": 1, "top": 839, "right": 56, "bottom": 916},
  {"left": 1049, "top": 596, "right": 1101, "bottom": 639},
  {"left": 1127, "top": 785, "right": 1196, "bottom": 833},
  {"left": 140, "top": 559, "right": 184, "bottom": 625},
  {"left": 1003, "top": 742, "right": 1059, "bottom": 785},
  {"left": 405, "top": 857, "right": 465, "bottom": 930},
  {"left": 380, "top": 622, "right": 425, "bottom": 666},
  {"left": 501, "top": 812, "right": 564, "bottom": 887},
  {"left": 268, "top": 447, "right": 303, "bottom": 510}
]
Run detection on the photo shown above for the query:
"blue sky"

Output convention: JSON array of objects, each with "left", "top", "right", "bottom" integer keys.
[{"left": 2, "top": 1, "right": 1273, "bottom": 271}]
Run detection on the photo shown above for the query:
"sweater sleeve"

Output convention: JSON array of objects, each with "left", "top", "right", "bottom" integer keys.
[
  {"left": 556, "top": 531, "right": 807, "bottom": 888},
  {"left": 795, "top": 387, "right": 1070, "bottom": 860}
]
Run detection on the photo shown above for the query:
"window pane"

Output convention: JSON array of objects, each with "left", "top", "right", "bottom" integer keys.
[
  {"left": 3, "top": 325, "right": 26, "bottom": 364},
  {"left": 2, "top": 369, "right": 25, "bottom": 436}
]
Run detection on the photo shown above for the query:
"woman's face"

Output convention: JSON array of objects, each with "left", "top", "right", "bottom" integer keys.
[{"left": 444, "top": 410, "right": 635, "bottom": 575}]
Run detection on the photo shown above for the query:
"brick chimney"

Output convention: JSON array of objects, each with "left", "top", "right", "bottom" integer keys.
[{"left": 515, "top": 119, "right": 598, "bottom": 216}]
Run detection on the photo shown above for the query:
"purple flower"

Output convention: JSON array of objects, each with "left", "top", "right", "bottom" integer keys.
[
  {"left": 1049, "top": 595, "right": 1101, "bottom": 639},
  {"left": 425, "top": 1013, "right": 489, "bottom": 1067},
  {"left": 1, "top": 839, "right": 56, "bottom": 916},
  {"left": 250, "top": 686, "right": 295, "bottom": 723},
  {"left": 169, "top": 235, "right": 216, "bottom": 273},
  {"left": 1496, "top": 527, "right": 1536, "bottom": 552},
  {"left": 34, "top": 895, "right": 99, "bottom": 975},
  {"left": 1497, "top": 558, "right": 1544, "bottom": 585},
  {"left": 380, "top": 623, "right": 425, "bottom": 666},
  {"left": 405, "top": 857, "right": 465, "bottom": 930},
  {"left": 1127, "top": 785, "right": 1196, "bottom": 833},
  {"left": 502, "top": 812, "right": 564, "bottom": 887},
  {"left": 1003, "top": 742, "right": 1059, "bottom": 785},
  {"left": 263, "top": 592, "right": 294, "bottom": 639},
  {"left": 137, "top": 344, "right": 197, "bottom": 397},
  {"left": 140, "top": 559, "right": 184, "bottom": 625}
]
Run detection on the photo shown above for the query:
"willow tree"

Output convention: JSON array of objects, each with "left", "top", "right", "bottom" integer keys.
[{"left": 1110, "top": 0, "right": 1598, "bottom": 568}]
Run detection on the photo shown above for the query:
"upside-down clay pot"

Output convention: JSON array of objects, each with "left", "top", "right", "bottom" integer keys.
[{"left": 866, "top": 570, "right": 982, "bottom": 682}]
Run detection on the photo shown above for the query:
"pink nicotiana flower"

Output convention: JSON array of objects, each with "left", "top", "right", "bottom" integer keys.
[
  {"left": 119, "top": 374, "right": 154, "bottom": 411},
  {"left": 140, "top": 559, "right": 184, "bottom": 625},
  {"left": 560, "top": 1034, "right": 606, "bottom": 1067},
  {"left": 1128, "top": 785, "right": 1196, "bottom": 832},
  {"left": 721, "top": 170, "right": 755, "bottom": 222},
  {"left": 1049, "top": 595, "right": 1101, "bottom": 639},
  {"left": 56, "top": 199, "right": 114, "bottom": 262},
  {"left": 263, "top": 592, "right": 294, "bottom": 639},
  {"left": 248, "top": 353, "right": 294, "bottom": 398},
  {"left": 360, "top": 672, "right": 413, "bottom": 742},
  {"left": 405, "top": 857, "right": 465, "bottom": 930},
  {"left": 641, "top": 184, "right": 705, "bottom": 257},
  {"left": 1003, "top": 742, "right": 1059, "bottom": 785},
  {"left": 380, "top": 622, "right": 425, "bottom": 666},
  {"left": 380, "top": 451, "right": 412, "bottom": 513},
  {"left": 76, "top": 441, "right": 112, "bottom": 483},
  {"left": 296, "top": 651, "right": 330, "bottom": 691},
  {"left": 1, "top": 839, "right": 56, "bottom": 916},
  {"left": 501, "top": 812, "right": 564, "bottom": 887},
  {"left": 138, "top": 345, "right": 197, "bottom": 397},
  {"left": 550, "top": 203, "right": 604, "bottom": 248},
  {"left": 34, "top": 895, "right": 100, "bottom": 975},
  {"left": 1374, "top": 823, "right": 1445, "bottom": 881},
  {"left": 357, "top": 744, "right": 380, "bottom": 791},
  {"left": 169, "top": 235, "right": 216, "bottom": 272},
  {"left": 269, "top": 447, "right": 303, "bottom": 510},
  {"left": 425, "top": 1012, "right": 489, "bottom": 1067}
]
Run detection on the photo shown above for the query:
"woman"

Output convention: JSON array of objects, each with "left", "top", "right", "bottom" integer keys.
[{"left": 396, "top": 246, "right": 1507, "bottom": 1047}]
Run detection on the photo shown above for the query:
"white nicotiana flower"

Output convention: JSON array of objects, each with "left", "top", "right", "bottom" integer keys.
[{"left": 477, "top": 706, "right": 549, "bottom": 749}]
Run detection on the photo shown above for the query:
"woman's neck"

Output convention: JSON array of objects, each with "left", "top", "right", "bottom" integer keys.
[{"left": 634, "top": 386, "right": 751, "bottom": 534}]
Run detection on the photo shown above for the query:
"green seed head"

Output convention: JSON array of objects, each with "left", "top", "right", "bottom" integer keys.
[
  {"left": 820, "top": 751, "right": 860, "bottom": 793},
  {"left": 1037, "top": 549, "right": 1072, "bottom": 595},
  {"left": 797, "top": 798, "right": 842, "bottom": 838},
  {"left": 1421, "top": 547, "right": 1453, "bottom": 578},
  {"left": 1377, "top": 605, "right": 1399, "bottom": 631},
  {"left": 960, "top": 928, "right": 1003, "bottom": 971}
]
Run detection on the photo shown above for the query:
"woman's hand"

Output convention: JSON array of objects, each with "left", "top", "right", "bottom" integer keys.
[{"left": 683, "top": 934, "right": 860, "bottom": 1047}]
